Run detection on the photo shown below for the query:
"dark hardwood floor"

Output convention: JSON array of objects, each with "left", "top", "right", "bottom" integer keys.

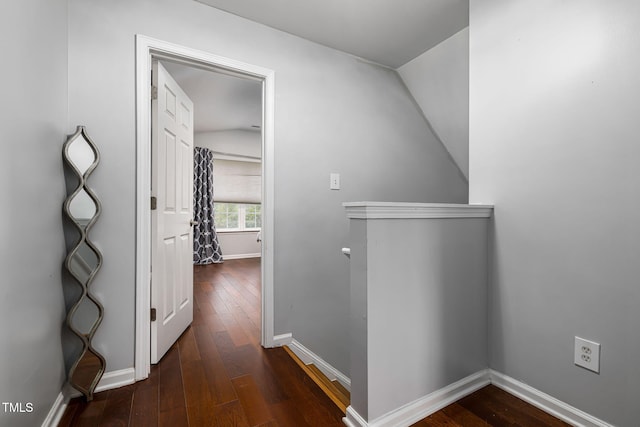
[
  {"left": 60, "top": 258, "right": 344, "bottom": 427},
  {"left": 60, "top": 258, "right": 569, "bottom": 427},
  {"left": 410, "top": 385, "right": 570, "bottom": 427}
]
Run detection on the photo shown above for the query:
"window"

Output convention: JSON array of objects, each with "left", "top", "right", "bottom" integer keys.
[
  {"left": 244, "top": 204, "right": 262, "bottom": 229},
  {"left": 214, "top": 203, "right": 261, "bottom": 232}
]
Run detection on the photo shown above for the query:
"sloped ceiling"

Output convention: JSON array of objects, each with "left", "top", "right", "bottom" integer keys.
[{"left": 195, "top": 0, "right": 469, "bottom": 68}]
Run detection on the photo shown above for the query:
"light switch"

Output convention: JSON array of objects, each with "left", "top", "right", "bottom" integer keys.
[{"left": 330, "top": 173, "right": 340, "bottom": 190}]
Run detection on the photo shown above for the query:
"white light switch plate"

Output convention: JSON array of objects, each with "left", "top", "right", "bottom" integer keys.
[{"left": 330, "top": 173, "right": 340, "bottom": 190}]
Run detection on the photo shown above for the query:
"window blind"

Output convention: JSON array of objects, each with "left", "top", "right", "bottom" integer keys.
[{"left": 212, "top": 159, "right": 261, "bottom": 204}]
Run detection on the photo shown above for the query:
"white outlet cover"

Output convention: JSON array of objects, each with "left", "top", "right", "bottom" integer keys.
[{"left": 574, "top": 336, "right": 600, "bottom": 374}]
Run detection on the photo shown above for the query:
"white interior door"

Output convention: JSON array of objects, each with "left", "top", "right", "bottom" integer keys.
[{"left": 151, "top": 60, "right": 194, "bottom": 363}]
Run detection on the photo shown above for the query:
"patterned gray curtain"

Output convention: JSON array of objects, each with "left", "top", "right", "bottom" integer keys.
[{"left": 193, "top": 147, "right": 223, "bottom": 264}]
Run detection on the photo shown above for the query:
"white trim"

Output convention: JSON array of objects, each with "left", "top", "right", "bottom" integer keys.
[
  {"left": 369, "top": 370, "right": 490, "bottom": 427},
  {"left": 343, "top": 202, "right": 493, "bottom": 219},
  {"left": 289, "top": 339, "right": 351, "bottom": 391},
  {"left": 65, "top": 368, "right": 137, "bottom": 400},
  {"left": 342, "top": 370, "right": 490, "bottom": 427},
  {"left": 342, "top": 370, "right": 612, "bottom": 427},
  {"left": 221, "top": 253, "right": 261, "bottom": 260},
  {"left": 135, "top": 35, "right": 277, "bottom": 380},
  {"left": 96, "top": 368, "right": 136, "bottom": 393},
  {"left": 41, "top": 392, "right": 66, "bottom": 427},
  {"left": 273, "top": 333, "right": 293, "bottom": 347},
  {"left": 343, "top": 406, "right": 368, "bottom": 427},
  {"left": 489, "top": 370, "right": 613, "bottom": 427}
]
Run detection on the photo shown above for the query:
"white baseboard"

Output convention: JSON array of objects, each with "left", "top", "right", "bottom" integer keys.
[
  {"left": 272, "top": 333, "right": 351, "bottom": 391},
  {"left": 96, "top": 367, "right": 136, "bottom": 393},
  {"left": 65, "top": 367, "right": 136, "bottom": 399},
  {"left": 341, "top": 369, "right": 612, "bottom": 427},
  {"left": 489, "top": 370, "right": 613, "bottom": 427},
  {"left": 223, "top": 253, "right": 261, "bottom": 260},
  {"left": 370, "top": 370, "right": 490, "bottom": 427},
  {"left": 288, "top": 339, "right": 351, "bottom": 391},
  {"left": 343, "top": 406, "right": 368, "bottom": 427},
  {"left": 341, "top": 370, "right": 490, "bottom": 427},
  {"left": 273, "top": 333, "right": 292, "bottom": 347},
  {"left": 42, "top": 392, "right": 66, "bottom": 427}
]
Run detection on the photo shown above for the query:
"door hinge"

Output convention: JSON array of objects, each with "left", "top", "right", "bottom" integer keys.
[
  {"left": 150, "top": 308, "right": 157, "bottom": 322},
  {"left": 150, "top": 196, "right": 157, "bottom": 210},
  {"left": 151, "top": 85, "right": 158, "bottom": 100}
]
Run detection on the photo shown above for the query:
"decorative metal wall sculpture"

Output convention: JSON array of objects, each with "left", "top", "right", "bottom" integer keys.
[{"left": 62, "top": 126, "right": 105, "bottom": 401}]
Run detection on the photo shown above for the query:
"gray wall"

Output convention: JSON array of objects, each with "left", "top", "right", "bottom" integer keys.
[
  {"left": 470, "top": 1, "right": 640, "bottom": 425},
  {"left": 398, "top": 28, "right": 469, "bottom": 180},
  {"left": 67, "top": 0, "right": 467, "bottom": 376},
  {"left": 351, "top": 217, "right": 488, "bottom": 421},
  {"left": 0, "top": 0, "right": 68, "bottom": 425}
]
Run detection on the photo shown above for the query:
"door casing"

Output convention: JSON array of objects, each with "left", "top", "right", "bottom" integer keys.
[{"left": 135, "top": 35, "right": 276, "bottom": 380}]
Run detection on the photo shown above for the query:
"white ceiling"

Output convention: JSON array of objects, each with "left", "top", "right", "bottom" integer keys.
[
  {"left": 162, "top": 61, "right": 262, "bottom": 133},
  {"left": 195, "top": 0, "right": 469, "bottom": 68}
]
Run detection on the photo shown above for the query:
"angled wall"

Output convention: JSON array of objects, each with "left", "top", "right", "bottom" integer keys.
[{"left": 398, "top": 28, "right": 469, "bottom": 180}]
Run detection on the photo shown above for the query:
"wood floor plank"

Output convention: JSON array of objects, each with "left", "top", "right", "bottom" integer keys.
[
  {"left": 181, "top": 359, "right": 213, "bottom": 407},
  {"left": 307, "top": 363, "right": 349, "bottom": 409},
  {"left": 98, "top": 385, "right": 134, "bottom": 427},
  {"left": 218, "top": 311, "right": 251, "bottom": 347},
  {"left": 192, "top": 323, "right": 218, "bottom": 356},
  {"left": 332, "top": 380, "right": 350, "bottom": 399},
  {"left": 212, "top": 330, "right": 249, "bottom": 377},
  {"left": 410, "top": 410, "right": 464, "bottom": 426},
  {"left": 158, "top": 345, "right": 187, "bottom": 413},
  {"left": 57, "top": 399, "right": 81, "bottom": 427},
  {"left": 221, "top": 272, "right": 260, "bottom": 308},
  {"left": 232, "top": 374, "right": 274, "bottom": 426},
  {"left": 209, "top": 289, "right": 231, "bottom": 314},
  {"left": 178, "top": 327, "right": 202, "bottom": 363},
  {"left": 256, "top": 420, "right": 281, "bottom": 427},
  {"left": 185, "top": 399, "right": 217, "bottom": 427},
  {"left": 210, "top": 400, "right": 251, "bottom": 427},
  {"left": 200, "top": 350, "right": 238, "bottom": 405},
  {"left": 130, "top": 369, "right": 159, "bottom": 427},
  {"left": 441, "top": 403, "right": 491, "bottom": 426},
  {"left": 69, "top": 395, "right": 108, "bottom": 427},
  {"left": 282, "top": 346, "right": 347, "bottom": 413},
  {"left": 226, "top": 304, "right": 261, "bottom": 346},
  {"left": 214, "top": 333, "right": 291, "bottom": 406},
  {"left": 458, "top": 385, "right": 571, "bottom": 427},
  {"left": 269, "top": 400, "right": 310, "bottom": 427},
  {"left": 264, "top": 347, "right": 344, "bottom": 423},
  {"left": 158, "top": 405, "right": 189, "bottom": 427}
]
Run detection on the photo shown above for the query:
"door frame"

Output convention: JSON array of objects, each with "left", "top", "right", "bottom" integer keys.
[{"left": 134, "top": 35, "right": 276, "bottom": 380}]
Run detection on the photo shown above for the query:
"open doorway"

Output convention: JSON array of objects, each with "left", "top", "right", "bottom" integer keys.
[
  {"left": 135, "top": 36, "right": 276, "bottom": 380},
  {"left": 158, "top": 59, "right": 263, "bottom": 360}
]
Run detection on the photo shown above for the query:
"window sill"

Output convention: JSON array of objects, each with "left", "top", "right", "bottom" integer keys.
[{"left": 217, "top": 229, "right": 261, "bottom": 234}]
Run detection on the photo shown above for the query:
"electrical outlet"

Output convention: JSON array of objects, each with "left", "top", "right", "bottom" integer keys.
[{"left": 574, "top": 336, "right": 600, "bottom": 373}]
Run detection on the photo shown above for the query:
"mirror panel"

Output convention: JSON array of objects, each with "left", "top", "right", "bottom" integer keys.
[
  {"left": 63, "top": 126, "right": 104, "bottom": 401},
  {"left": 71, "top": 298, "right": 100, "bottom": 336},
  {"left": 70, "top": 350, "right": 104, "bottom": 395},
  {"left": 68, "top": 189, "right": 97, "bottom": 224},
  {"left": 67, "top": 134, "right": 96, "bottom": 176},
  {"left": 68, "top": 241, "right": 100, "bottom": 285}
]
